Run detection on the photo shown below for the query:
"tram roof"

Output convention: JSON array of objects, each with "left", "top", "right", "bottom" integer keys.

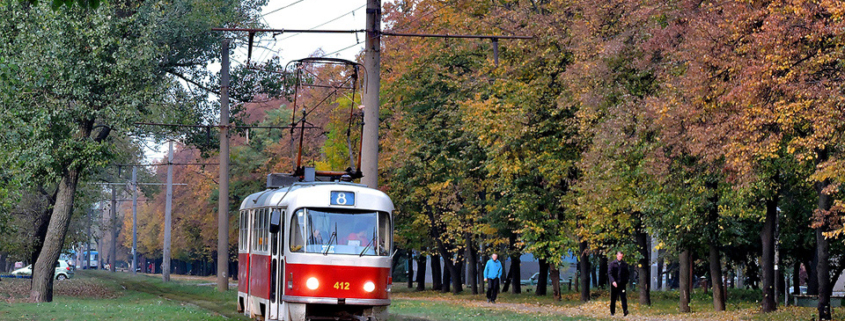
[{"left": 239, "top": 181, "right": 394, "bottom": 213}]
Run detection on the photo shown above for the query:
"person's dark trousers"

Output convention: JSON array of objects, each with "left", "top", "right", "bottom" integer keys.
[
  {"left": 486, "top": 278, "right": 500, "bottom": 303},
  {"left": 610, "top": 285, "right": 628, "bottom": 315}
]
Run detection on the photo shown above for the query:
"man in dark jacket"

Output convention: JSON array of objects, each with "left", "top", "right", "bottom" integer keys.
[{"left": 608, "top": 251, "right": 630, "bottom": 316}]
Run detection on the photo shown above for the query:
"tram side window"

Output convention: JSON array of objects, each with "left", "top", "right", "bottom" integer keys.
[
  {"left": 251, "top": 210, "right": 257, "bottom": 251},
  {"left": 243, "top": 210, "right": 249, "bottom": 251},
  {"left": 378, "top": 212, "right": 391, "bottom": 256},
  {"left": 238, "top": 211, "right": 245, "bottom": 251},
  {"left": 259, "top": 208, "right": 267, "bottom": 252},
  {"left": 262, "top": 208, "right": 270, "bottom": 252},
  {"left": 289, "top": 209, "right": 306, "bottom": 252}
]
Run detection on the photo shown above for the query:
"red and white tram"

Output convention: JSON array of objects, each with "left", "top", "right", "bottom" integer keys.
[{"left": 237, "top": 169, "right": 394, "bottom": 321}]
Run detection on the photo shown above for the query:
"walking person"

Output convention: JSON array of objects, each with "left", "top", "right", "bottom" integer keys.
[
  {"left": 608, "top": 251, "right": 630, "bottom": 316},
  {"left": 483, "top": 253, "right": 503, "bottom": 303}
]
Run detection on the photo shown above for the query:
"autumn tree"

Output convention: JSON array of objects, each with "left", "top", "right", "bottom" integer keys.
[
  {"left": 648, "top": 0, "right": 845, "bottom": 317},
  {"left": 0, "top": 0, "right": 264, "bottom": 302}
]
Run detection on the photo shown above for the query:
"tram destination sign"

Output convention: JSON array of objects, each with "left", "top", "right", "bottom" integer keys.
[{"left": 330, "top": 191, "right": 355, "bottom": 206}]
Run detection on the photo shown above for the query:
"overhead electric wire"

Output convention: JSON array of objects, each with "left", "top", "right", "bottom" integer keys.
[
  {"left": 278, "top": 4, "right": 365, "bottom": 42},
  {"left": 252, "top": 4, "right": 366, "bottom": 63},
  {"left": 321, "top": 40, "right": 363, "bottom": 58},
  {"left": 261, "top": 0, "right": 306, "bottom": 17}
]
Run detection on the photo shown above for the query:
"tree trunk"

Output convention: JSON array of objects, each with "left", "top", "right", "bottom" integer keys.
[
  {"left": 636, "top": 229, "right": 651, "bottom": 306},
  {"left": 109, "top": 187, "right": 118, "bottom": 273},
  {"left": 709, "top": 239, "right": 725, "bottom": 311},
  {"left": 704, "top": 181, "right": 725, "bottom": 310},
  {"left": 748, "top": 260, "right": 760, "bottom": 289},
  {"left": 599, "top": 256, "right": 608, "bottom": 289},
  {"left": 679, "top": 248, "right": 691, "bottom": 313},
  {"left": 808, "top": 254, "right": 819, "bottom": 295},
  {"left": 431, "top": 254, "right": 442, "bottom": 291},
  {"left": 579, "top": 240, "right": 590, "bottom": 302},
  {"left": 441, "top": 260, "right": 451, "bottom": 293},
  {"left": 510, "top": 252, "right": 521, "bottom": 294},
  {"left": 427, "top": 208, "right": 461, "bottom": 294},
  {"left": 455, "top": 255, "right": 464, "bottom": 293},
  {"left": 574, "top": 260, "right": 580, "bottom": 293},
  {"left": 816, "top": 176, "right": 833, "bottom": 320},
  {"left": 415, "top": 251, "right": 427, "bottom": 291},
  {"left": 550, "top": 263, "right": 561, "bottom": 300},
  {"left": 407, "top": 250, "right": 414, "bottom": 289},
  {"left": 466, "top": 235, "right": 478, "bottom": 295},
  {"left": 478, "top": 251, "right": 487, "bottom": 290},
  {"left": 502, "top": 263, "right": 513, "bottom": 293},
  {"left": 761, "top": 186, "right": 778, "bottom": 313},
  {"left": 30, "top": 168, "right": 83, "bottom": 302},
  {"left": 793, "top": 261, "right": 801, "bottom": 294},
  {"left": 537, "top": 259, "right": 549, "bottom": 295},
  {"left": 657, "top": 250, "right": 664, "bottom": 290},
  {"left": 590, "top": 265, "right": 597, "bottom": 289}
]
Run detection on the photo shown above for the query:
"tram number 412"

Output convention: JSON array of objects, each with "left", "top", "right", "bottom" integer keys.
[
  {"left": 333, "top": 282, "right": 350, "bottom": 290},
  {"left": 330, "top": 191, "right": 355, "bottom": 206}
]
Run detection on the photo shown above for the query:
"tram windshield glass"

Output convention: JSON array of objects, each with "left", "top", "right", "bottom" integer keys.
[{"left": 290, "top": 208, "right": 391, "bottom": 256}]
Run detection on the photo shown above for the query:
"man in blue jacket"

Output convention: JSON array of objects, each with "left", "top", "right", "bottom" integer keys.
[{"left": 483, "top": 253, "right": 503, "bottom": 303}]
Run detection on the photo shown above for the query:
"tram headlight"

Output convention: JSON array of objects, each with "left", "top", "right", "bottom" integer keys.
[
  {"left": 364, "top": 281, "right": 376, "bottom": 292},
  {"left": 306, "top": 277, "right": 320, "bottom": 290}
]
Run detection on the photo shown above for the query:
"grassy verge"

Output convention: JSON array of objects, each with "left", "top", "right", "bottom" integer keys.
[
  {"left": 3, "top": 272, "right": 841, "bottom": 320},
  {"left": 0, "top": 270, "right": 244, "bottom": 321}
]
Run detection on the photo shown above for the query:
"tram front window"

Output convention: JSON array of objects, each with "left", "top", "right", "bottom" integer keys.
[{"left": 290, "top": 208, "right": 390, "bottom": 256}]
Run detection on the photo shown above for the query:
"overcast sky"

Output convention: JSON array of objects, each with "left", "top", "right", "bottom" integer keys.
[
  {"left": 245, "top": 0, "right": 369, "bottom": 64},
  {"left": 145, "top": 0, "right": 372, "bottom": 162}
]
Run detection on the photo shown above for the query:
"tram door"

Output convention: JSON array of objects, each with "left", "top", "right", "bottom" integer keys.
[{"left": 269, "top": 209, "right": 285, "bottom": 320}]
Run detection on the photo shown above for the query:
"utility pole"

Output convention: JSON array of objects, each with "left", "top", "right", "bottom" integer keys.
[
  {"left": 131, "top": 166, "right": 138, "bottom": 275},
  {"left": 110, "top": 187, "right": 117, "bottom": 273},
  {"left": 361, "top": 0, "right": 381, "bottom": 189},
  {"left": 218, "top": 38, "right": 231, "bottom": 291},
  {"left": 163, "top": 140, "right": 173, "bottom": 282}
]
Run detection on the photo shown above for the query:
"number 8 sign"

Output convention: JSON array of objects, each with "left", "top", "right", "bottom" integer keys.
[{"left": 330, "top": 191, "right": 355, "bottom": 206}]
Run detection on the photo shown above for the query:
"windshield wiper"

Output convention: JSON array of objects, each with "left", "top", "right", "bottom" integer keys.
[
  {"left": 323, "top": 223, "right": 337, "bottom": 256},
  {"left": 359, "top": 227, "right": 377, "bottom": 257}
]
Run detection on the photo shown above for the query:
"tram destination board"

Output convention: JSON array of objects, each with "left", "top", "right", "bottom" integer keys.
[{"left": 330, "top": 191, "right": 355, "bottom": 206}]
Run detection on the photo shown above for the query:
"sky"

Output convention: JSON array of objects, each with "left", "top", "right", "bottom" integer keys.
[
  {"left": 243, "top": 0, "right": 369, "bottom": 64},
  {"left": 144, "top": 0, "right": 372, "bottom": 162}
]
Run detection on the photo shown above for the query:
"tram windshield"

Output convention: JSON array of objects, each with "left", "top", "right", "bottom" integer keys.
[{"left": 290, "top": 208, "right": 391, "bottom": 256}]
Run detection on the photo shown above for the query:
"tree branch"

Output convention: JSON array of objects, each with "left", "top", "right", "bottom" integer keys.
[{"left": 165, "top": 70, "right": 248, "bottom": 104}]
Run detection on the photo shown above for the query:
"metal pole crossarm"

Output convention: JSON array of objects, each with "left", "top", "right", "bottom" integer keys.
[
  {"left": 380, "top": 31, "right": 533, "bottom": 40},
  {"left": 239, "top": 125, "right": 319, "bottom": 130},
  {"left": 84, "top": 182, "right": 188, "bottom": 186},
  {"left": 135, "top": 122, "right": 317, "bottom": 130},
  {"left": 211, "top": 27, "right": 365, "bottom": 34},
  {"left": 113, "top": 163, "right": 220, "bottom": 167},
  {"left": 135, "top": 122, "right": 212, "bottom": 128}
]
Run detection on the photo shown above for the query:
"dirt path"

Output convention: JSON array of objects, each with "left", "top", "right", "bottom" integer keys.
[
  {"left": 390, "top": 294, "right": 765, "bottom": 321},
  {"left": 96, "top": 273, "right": 248, "bottom": 320}
]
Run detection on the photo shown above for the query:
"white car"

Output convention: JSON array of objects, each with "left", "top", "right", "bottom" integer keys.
[{"left": 11, "top": 260, "right": 75, "bottom": 280}]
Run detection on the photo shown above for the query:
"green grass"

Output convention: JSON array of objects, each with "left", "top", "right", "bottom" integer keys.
[
  {"left": 3, "top": 273, "right": 845, "bottom": 320},
  {"left": 0, "top": 270, "right": 242, "bottom": 321},
  {"left": 0, "top": 291, "right": 229, "bottom": 321}
]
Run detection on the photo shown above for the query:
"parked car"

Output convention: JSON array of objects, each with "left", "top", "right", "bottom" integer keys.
[
  {"left": 11, "top": 260, "right": 75, "bottom": 280},
  {"left": 520, "top": 272, "right": 553, "bottom": 286}
]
